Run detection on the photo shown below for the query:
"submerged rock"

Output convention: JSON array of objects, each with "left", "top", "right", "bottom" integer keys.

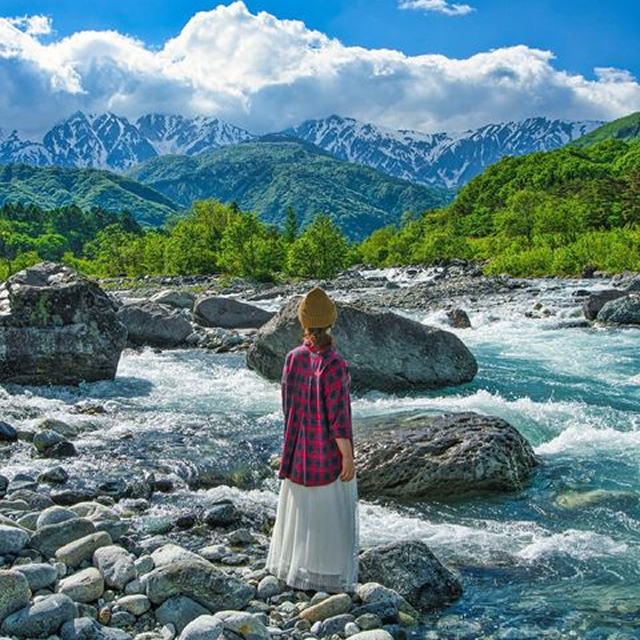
[
  {"left": 194, "top": 296, "right": 274, "bottom": 329},
  {"left": 359, "top": 540, "right": 462, "bottom": 611},
  {"left": 597, "top": 294, "right": 640, "bottom": 326},
  {"left": 356, "top": 412, "right": 538, "bottom": 499},
  {"left": 246, "top": 297, "right": 478, "bottom": 392},
  {"left": 0, "top": 262, "right": 127, "bottom": 385}
]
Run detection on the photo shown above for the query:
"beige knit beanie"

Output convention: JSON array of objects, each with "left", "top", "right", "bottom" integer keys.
[{"left": 297, "top": 287, "right": 337, "bottom": 329}]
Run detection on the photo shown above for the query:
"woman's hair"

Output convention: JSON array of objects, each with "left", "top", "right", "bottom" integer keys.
[{"left": 303, "top": 326, "right": 334, "bottom": 349}]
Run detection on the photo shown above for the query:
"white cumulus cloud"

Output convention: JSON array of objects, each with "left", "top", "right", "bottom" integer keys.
[
  {"left": 398, "top": 0, "right": 475, "bottom": 16},
  {"left": 0, "top": 1, "right": 638, "bottom": 138}
]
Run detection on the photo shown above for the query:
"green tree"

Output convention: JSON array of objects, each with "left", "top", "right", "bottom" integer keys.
[
  {"left": 283, "top": 207, "right": 299, "bottom": 244},
  {"left": 287, "top": 214, "right": 349, "bottom": 278}
]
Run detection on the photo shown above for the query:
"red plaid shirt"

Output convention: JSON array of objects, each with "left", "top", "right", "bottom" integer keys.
[{"left": 278, "top": 338, "right": 353, "bottom": 486}]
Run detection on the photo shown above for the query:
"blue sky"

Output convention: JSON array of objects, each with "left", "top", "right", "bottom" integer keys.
[
  {"left": 0, "top": 1, "right": 638, "bottom": 136},
  {"left": 3, "top": 0, "right": 638, "bottom": 78}
]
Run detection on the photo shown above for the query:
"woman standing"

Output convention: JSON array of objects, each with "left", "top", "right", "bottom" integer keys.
[{"left": 266, "top": 286, "right": 359, "bottom": 593}]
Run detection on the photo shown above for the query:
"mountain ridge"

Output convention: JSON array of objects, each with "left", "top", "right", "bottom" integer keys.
[{"left": 1, "top": 111, "right": 603, "bottom": 188}]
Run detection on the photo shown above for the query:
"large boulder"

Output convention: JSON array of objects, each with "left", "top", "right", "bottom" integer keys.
[
  {"left": 116, "top": 301, "right": 193, "bottom": 347},
  {"left": 0, "top": 262, "right": 127, "bottom": 385},
  {"left": 597, "top": 294, "right": 640, "bottom": 326},
  {"left": 356, "top": 412, "right": 538, "bottom": 500},
  {"left": 358, "top": 540, "right": 462, "bottom": 611},
  {"left": 194, "top": 296, "right": 274, "bottom": 329},
  {"left": 582, "top": 289, "right": 626, "bottom": 320},
  {"left": 246, "top": 298, "right": 477, "bottom": 392}
]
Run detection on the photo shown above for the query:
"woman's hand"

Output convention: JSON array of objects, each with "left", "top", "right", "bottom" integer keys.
[{"left": 340, "top": 455, "right": 355, "bottom": 482}]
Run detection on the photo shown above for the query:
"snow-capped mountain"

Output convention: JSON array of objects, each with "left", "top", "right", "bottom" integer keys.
[
  {"left": 0, "top": 112, "right": 255, "bottom": 171},
  {"left": 283, "top": 115, "right": 603, "bottom": 188},
  {"left": 136, "top": 114, "right": 254, "bottom": 156},
  {"left": 0, "top": 110, "right": 602, "bottom": 186}
]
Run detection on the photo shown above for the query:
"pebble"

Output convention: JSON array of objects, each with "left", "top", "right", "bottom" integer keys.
[
  {"left": 93, "top": 545, "right": 137, "bottom": 590},
  {"left": 0, "top": 593, "right": 76, "bottom": 638},
  {"left": 0, "top": 569, "right": 31, "bottom": 622},
  {"left": 257, "top": 575, "right": 282, "bottom": 599},
  {"left": 55, "top": 531, "right": 113, "bottom": 568},
  {"left": 14, "top": 563, "right": 59, "bottom": 590},
  {"left": 57, "top": 567, "right": 105, "bottom": 603},
  {"left": 0, "top": 525, "right": 30, "bottom": 555},
  {"left": 228, "top": 528, "right": 256, "bottom": 545},
  {"left": 300, "top": 594, "right": 352, "bottom": 623},
  {"left": 114, "top": 594, "right": 152, "bottom": 617}
]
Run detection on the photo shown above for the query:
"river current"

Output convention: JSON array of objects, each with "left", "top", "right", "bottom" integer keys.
[{"left": 1, "top": 271, "right": 638, "bottom": 639}]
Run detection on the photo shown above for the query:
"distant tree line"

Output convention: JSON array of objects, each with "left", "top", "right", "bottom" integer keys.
[{"left": 1, "top": 139, "right": 639, "bottom": 281}]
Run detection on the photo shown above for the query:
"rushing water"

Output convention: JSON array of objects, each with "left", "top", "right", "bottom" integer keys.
[{"left": 0, "top": 273, "right": 639, "bottom": 639}]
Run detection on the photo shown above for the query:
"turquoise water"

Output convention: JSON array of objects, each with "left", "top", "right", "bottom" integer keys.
[{"left": 1, "top": 278, "right": 639, "bottom": 639}]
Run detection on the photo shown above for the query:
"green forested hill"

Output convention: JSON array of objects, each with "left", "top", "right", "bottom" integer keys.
[
  {"left": 571, "top": 112, "right": 640, "bottom": 148},
  {"left": 358, "top": 138, "right": 640, "bottom": 275},
  {"left": 127, "top": 140, "right": 452, "bottom": 240},
  {"left": 0, "top": 165, "right": 181, "bottom": 226}
]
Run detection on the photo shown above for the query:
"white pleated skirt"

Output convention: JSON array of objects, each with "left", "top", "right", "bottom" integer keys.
[{"left": 266, "top": 476, "right": 359, "bottom": 593}]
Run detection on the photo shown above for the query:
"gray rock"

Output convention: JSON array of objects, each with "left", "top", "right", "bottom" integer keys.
[
  {"left": 246, "top": 297, "right": 477, "bottom": 392},
  {"left": 1, "top": 593, "right": 76, "bottom": 638},
  {"left": 0, "top": 525, "right": 29, "bottom": 555},
  {"left": 194, "top": 297, "right": 274, "bottom": 329},
  {"left": 36, "top": 507, "right": 78, "bottom": 530},
  {"left": 355, "top": 613, "right": 383, "bottom": 631},
  {"left": 300, "top": 593, "right": 352, "bottom": 623},
  {"left": 117, "top": 301, "right": 193, "bottom": 347},
  {"left": 315, "top": 614, "right": 355, "bottom": 637},
  {"left": 0, "top": 570, "right": 30, "bottom": 623},
  {"left": 203, "top": 503, "right": 241, "bottom": 527},
  {"left": 56, "top": 532, "right": 112, "bottom": 568},
  {"left": 345, "top": 621, "right": 361, "bottom": 637},
  {"left": 150, "top": 290, "right": 196, "bottom": 310},
  {"left": 0, "top": 262, "right": 127, "bottom": 385},
  {"left": 151, "top": 544, "right": 206, "bottom": 568},
  {"left": 0, "top": 475, "right": 8, "bottom": 498},
  {"left": 38, "top": 467, "right": 70, "bottom": 485},
  {"left": 597, "top": 294, "right": 640, "bottom": 326},
  {"left": 111, "top": 611, "right": 136, "bottom": 628},
  {"left": 35, "top": 418, "right": 81, "bottom": 438},
  {"left": 57, "top": 567, "right": 105, "bottom": 603},
  {"left": 348, "top": 632, "right": 394, "bottom": 640},
  {"left": 359, "top": 540, "right": 462, "bottom": 611},
  {"left": 14, "top": 563, "right": 59, "bottom": 590},
  {"left": 93, "top": 545, "right": 136, "bottom": 591},
  {"left": 6, "top": 489, "right": 54, "bottom": 510},
  {"left": 177, "top": 615, "right": 224, "bottom": 640},
  {"left": 256, "top": 575, "right": 281, "bottom": 599},
  {"left": 356, "top": 412, "right": 538, "bottom": 500},
  {"left": 582, "top": 289, "right": 627, "bottom": 320},
  {"left": 144, "top": 561, "right": 254, "bottom": 612},
  {"left": 212, "top": 610, "right": 271, "bottom": 640},
  {"left": 60, "top": 617, "right": 133, "bottom": 640},
  {"left": 31, "top": 518, "right": 96, "bottom": 558},
  {"left": 155, "top": 596, "right": 209, "bottom": 633},
  {"left": 0, "top": 421, "right": 17, "bottom": 442},
  {"left": 114, "top": 595, "right": 151, "bottom": 617}
]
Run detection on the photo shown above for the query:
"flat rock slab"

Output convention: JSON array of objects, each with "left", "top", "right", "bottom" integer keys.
[
  {"left": 246, "top": 297, "right": 477, "bottom": 392},
  {"left": 356, "top": 412, "right": 538, "bottom": 500}
]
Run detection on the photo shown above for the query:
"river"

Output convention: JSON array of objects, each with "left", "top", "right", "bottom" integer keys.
[{"left": 1, "top": 271, "right": 638, "bottom": 639}]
